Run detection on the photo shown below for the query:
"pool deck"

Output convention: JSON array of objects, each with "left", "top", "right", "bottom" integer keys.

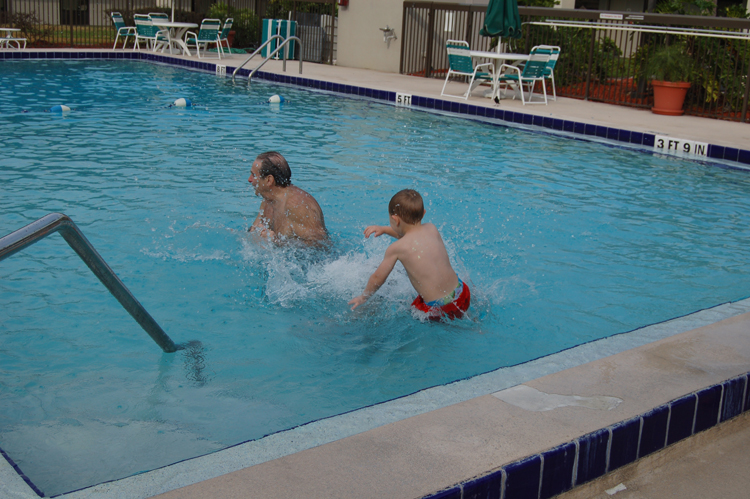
[{"left": 2, "top": 50, "right": 750, "bottom": 499}]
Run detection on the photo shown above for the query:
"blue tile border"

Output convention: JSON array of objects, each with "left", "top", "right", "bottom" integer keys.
[
  {"left": 0, "top": 446, "right": 45, "bottom": 497},
  {"left": 421, "top": 371, "right": 750, "bottom": 499}
]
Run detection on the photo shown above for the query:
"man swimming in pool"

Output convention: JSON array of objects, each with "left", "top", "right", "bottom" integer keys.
[
  {"left": 248, "top": 151, "right": 328, "bottom": 246},
  {"left": 349, "top": 189, "right": 470, "bottom": 320}
]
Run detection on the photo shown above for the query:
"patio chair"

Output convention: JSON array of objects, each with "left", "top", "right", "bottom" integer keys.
[
  {"left": 148, "top": 12, "right": 170, "bottom": 22},
  {"left": 440, "top": 40, "right": 494, "bottom": 100},
  {"left": 531, "top": 45, "right": 561, "bottom": 101},
  {"left": 185, "top": 19, "right": 223, "bottom": 59},
  {"left": 110, "top": 12, "right": 136, "bottom": 49},
  {"left": 495, "top": 48, "right": 551, "bottom": 105},
  {"left": 218, "top": 18, "right": 234, "bottom": 56},
  {"left": 133, "top": 14, "right": 169, "bottom": 52}
]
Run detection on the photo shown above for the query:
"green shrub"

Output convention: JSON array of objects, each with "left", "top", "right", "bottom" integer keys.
[
  {"left": 644, "top": 42, "right": 694, "bottom": 82},
  {"left": 207, "top": 2, "right": 260, "bottom": 49},
  {"left": 9, "top": 12, "right": 53, "bottom": 43}
]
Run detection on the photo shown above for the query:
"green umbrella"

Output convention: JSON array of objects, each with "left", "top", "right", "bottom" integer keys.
[{"left": 479, "top": 0, "right": 522, "bottom": 40}]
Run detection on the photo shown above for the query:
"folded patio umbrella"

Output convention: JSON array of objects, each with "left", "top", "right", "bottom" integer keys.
[{"left": 480, "top": 0, "right": 523, "bottom": 50}]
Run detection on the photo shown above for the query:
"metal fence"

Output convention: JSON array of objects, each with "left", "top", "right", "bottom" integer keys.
[
  {"left": 401, "top": 3, "right": 750, "bottom": 122},
  {"left": 0, "top": 0, "right": 336, "bottom": 62}
]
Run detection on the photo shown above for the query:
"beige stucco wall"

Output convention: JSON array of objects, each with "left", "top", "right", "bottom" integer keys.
[
  {"left": 336, "top": 0, "right": 486, "bottom": 72},
  {"left": 336, "top": 0, "right": 403, "bottom": 72}
]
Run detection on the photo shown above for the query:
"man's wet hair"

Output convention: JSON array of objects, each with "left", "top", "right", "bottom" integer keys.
[
  {"left": 256, "top": 151, "right": 291, "bottom": 187},
  {"left": 389, "top": 189, "right": 424, "bottom": 224}
]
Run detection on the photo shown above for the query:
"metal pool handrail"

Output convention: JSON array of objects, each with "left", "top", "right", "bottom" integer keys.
[
  {"left": 0, "top": 213, "right": 179, "bottom": 353},
  {"left": 232, "top": 35, "right": 284, "bottom": 80},
  {"left": 232, "top": 35, "right": 303, "bottom": 84}
]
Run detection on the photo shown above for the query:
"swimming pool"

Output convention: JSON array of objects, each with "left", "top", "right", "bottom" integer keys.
[{"left": 2, "top": 59, "right": 750, "bottom": 496}]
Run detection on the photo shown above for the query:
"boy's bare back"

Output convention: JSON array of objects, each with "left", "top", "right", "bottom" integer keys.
[
  {"left": 387, "top": 223, "right": 458, "bottom": 303},
  {"left": 349, "top": 189, "right": 468, "bottom": 318}
]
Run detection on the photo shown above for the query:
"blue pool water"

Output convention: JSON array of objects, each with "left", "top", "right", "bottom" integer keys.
[{"left": 1, "top": 60, "right": 750, "bottom": 495}]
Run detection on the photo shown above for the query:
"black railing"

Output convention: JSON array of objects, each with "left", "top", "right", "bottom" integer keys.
[{"left": 401, "top": 3, "right": 750, "bottom": 123}]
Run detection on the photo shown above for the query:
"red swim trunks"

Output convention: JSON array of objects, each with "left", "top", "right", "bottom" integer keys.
[{"left": 411, "top": 279, "right": 471, "bottom": 321}]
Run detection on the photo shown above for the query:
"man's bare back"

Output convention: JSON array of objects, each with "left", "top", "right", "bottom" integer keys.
[
  {"left": 248, "top": 152, "right": 328, "bottom": 246},
  {"left": 255, "top": 185, "right": 327, "bottom": 243}
]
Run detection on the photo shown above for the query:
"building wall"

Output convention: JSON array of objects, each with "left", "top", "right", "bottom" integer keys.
[
  {"left": 336, "top": 0, "right": 403, "bottom": 72},
  {"left": 337, "top": 0, "right": 489, "bottom": 72}
]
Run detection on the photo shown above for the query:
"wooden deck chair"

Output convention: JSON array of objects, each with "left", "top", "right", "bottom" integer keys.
[
  {"left": 111, "top": 12, "right": 136, "bottom": 49},
  {"left": 495, "top": 48, "right": 551, "bottom": 105},
  {"left": 185, "top": 19, "right": 223, "bottom": 59},
  {"left": 441, "top": 40, "right": 494, "bottom": 100}
]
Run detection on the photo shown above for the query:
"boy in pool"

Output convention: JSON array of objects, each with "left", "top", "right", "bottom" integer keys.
[{"left": 349, "top": 189, "right": 470, "bottom": 320}]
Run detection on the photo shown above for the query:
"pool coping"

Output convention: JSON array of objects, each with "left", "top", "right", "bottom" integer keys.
[{"left": 2, "top": 50, "right": 750, "bottom": 499}]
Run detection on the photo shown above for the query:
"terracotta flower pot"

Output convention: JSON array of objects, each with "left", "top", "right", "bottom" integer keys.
[
  {"left": 227, "top": 30, "right": 236, "bottom": 48},
  {"left": 651, "top": 80, "right": 691, "bottom": 116}
]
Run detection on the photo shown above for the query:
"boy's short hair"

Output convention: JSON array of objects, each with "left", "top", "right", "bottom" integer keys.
[
  {"left": 256, "top": 151, "right": 291, "bottom": 187},
  {"left": 389, "top": 189, "right": 424, "bottom": 224}
]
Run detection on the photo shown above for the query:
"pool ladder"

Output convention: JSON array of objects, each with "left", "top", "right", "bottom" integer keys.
[
  {"left": 232, "top": 35, "right": 303, "bottom": 84},
  {"left": 0, "top": 213, "right": 180, "bottom": 353}
]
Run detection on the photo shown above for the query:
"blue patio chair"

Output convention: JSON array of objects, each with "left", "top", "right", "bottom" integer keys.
[
  {"left": 218, "top": 18, "right": 234, "bottom": 56},
  {"left": 110, "top": 12, "right": 136, "bottom": 49},
  {"left": 495, "top": 47, "right": 551, "bottom": 105},
  {"left": 531, "top": 45, "right": 561, "bottom": 101},
  {"left": 133, "top": 14, "right": 169, "bottom": 52},
  {"left": 185, "top": 19, "right": 223, "bottom": 59},
  {"left": 440, "top": 40, "right": 494, "bottom": 100}
]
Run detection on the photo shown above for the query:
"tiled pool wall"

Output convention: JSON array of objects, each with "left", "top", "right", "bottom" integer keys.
[
  {"left": 2, "top": 50, "right": 749, "bottom": 168},
  {"left": 424, "top": 372, "right": 750, "bottom": 499}
]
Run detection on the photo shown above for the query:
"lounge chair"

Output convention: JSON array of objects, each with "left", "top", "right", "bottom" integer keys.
[
  {"left": 218, "top": 18, "right": 234, "bottom": 56},
  {"left": 133, "top": 14, "right": 169, "bottom": 52},
  {"left": 531, "top": 45, "right": 561, "bottom": 101},
  {"left": 495, "top": 47, "right": 551, "bottom": 105},
  {"left": 110, "top": 12, "right": 136, "bottom": 49},
  {"left": 441, "top": 40, "right": 494, "bottom": 100},
  {"left": 185, "top": 19, "right": 223, "bottom": 59}
]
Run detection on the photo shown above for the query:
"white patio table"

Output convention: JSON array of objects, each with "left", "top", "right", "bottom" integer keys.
[
  {"left": 151, "top": 21, "right": 198, "bottom": 56},
  {"left": 469, "top": 50, "right": 530, "bottom": 101},
  {"left": 0, "top": 28, "right": 25, "bottom": 49}
]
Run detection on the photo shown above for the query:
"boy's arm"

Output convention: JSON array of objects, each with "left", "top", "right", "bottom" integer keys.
[
  {"left": 349, "top": 246, "right": 399, "bottom": 310},
  {"left": 364, "top": 225, "right": 399, "bottom": 239}
]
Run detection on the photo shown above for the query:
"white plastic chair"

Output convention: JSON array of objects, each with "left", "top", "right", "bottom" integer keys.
[
  {"left": 218, "top": 18, "right": 233, "bottom": 56},
  {"left": 110, "top": 12, "right": 136, "bottom": 49},
  {"left": 440, "top": 40, "right": 494, "bottom": 100},
  {"left": 496, "top": 48, "right": 551, "bottom": 105},
  {"left": 185, "top": 19, "right": 223, "bottom": 59}
]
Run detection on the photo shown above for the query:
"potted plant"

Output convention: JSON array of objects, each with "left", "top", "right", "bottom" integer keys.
[{"left": 644, "top": 42, "right": 694, "bottom": 116}]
